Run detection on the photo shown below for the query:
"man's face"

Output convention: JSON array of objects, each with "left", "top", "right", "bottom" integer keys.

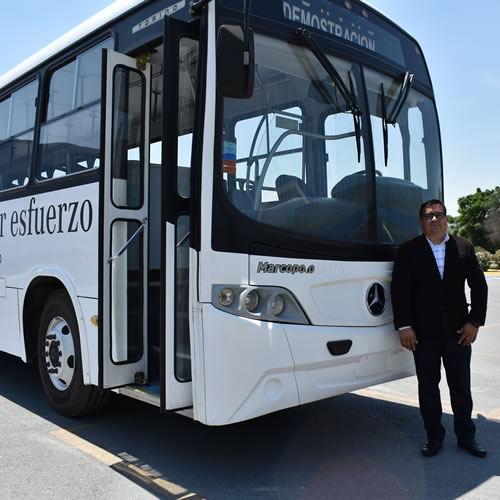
[{"left": 420, "top": 203, "right": 448, "bottom": 241}]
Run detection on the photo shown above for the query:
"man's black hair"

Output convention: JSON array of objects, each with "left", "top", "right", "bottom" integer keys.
[{"left": 419, "top": 199, "right": 447, "bottom": 218}]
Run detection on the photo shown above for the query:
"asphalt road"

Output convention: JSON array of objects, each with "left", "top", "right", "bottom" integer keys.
[{"left": 1, "top": 275, "right": 499, "bottom": 499}]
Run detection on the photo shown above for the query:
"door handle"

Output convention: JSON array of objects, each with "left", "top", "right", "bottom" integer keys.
[{"left": 108, "top": 218, "right": 147, "bottom": 263}]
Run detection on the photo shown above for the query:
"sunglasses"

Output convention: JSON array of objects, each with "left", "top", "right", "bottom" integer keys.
[{"left": 422, "top": 211, "right": 446, "bottom": 221}]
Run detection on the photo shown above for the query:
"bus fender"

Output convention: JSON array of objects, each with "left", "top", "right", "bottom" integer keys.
[{"left": 21, "top": 267, "right": 92, "bottom": 386}]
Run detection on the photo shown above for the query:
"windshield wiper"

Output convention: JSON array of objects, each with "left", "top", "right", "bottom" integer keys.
[
  {"left": 381, "top": 71, "right": 414, "bottom": 166},
  {"left": 348, "top": 71, "right": 361, "bottom": 163},
  {"left": 296, "top": 28, "right": 362, "bottom": 162},
  {"left": 387, "top": 71, "right": 414, "bottom": 124},
  {"left": 380, "top": 83, "right": 389, "bottom": 166}
]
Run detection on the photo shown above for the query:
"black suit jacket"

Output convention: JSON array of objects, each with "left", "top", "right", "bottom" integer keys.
[{"left": 391, "top": 234, "right": 488, "bottom": 342}]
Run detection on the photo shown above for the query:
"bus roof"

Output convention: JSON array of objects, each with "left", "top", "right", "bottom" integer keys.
[
  {"left": 1, "top": 0, "right": 426, "bottom": 92},
  {"left": 0, "top": 0, "right": 144, "bottom": 91}
]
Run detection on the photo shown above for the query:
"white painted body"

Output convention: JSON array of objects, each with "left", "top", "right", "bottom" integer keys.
[
  {"left": 185, "top": 4, "right": 412, "bottom": 425},
  {"left": 0, "top": 0, "right": 419, "bottom": 425},
  {"left": 192, "top": 251, "right": 413, "bottom": 425},
  {"left": 0, "top": 184, "right": 100, "bottom": 382}
]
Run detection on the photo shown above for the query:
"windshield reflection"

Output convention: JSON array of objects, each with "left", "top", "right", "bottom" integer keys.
[{"left": 221, "top": 33, "right": 442, "bottom": 246}]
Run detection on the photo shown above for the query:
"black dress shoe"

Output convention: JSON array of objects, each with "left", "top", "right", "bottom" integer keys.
[
  {"left": 421, "top": 441, "right": 442, "bottom": 457},
  {"left": 458, "top": 440, "right": 487, "bottom": 457}
]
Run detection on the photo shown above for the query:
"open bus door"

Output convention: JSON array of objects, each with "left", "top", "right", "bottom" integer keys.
[
  {"left": 160, "top": 16, "right": 200, "bottom": 411},
  {"left": 100, "top": 49, "right": 151, "bottom": 389}
]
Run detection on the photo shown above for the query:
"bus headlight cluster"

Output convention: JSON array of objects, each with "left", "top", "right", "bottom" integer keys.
[{"left": 213, "top": 285, "right": 309, "bottom": 324}]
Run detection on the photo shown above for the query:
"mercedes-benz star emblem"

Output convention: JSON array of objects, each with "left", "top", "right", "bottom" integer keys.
[{"left": 366, "top": 283, "right": 386, "bottom": 316}]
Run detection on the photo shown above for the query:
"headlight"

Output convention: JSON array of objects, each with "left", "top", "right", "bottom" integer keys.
[
  {"left": 218, "top": 288, "right": 234, "bottom": 306},
  {"left": 244, "top": 290, "right": 260, "bottom": 312},
  {"left": 212, "top": 285, "right": 309, "bottom": 324},
  {"left": 270, "top": 294, "right": 284, "bottom": 316}
]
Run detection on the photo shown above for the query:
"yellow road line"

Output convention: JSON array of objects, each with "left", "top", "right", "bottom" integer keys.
[
  {"left": 355, "top": 388, "right": 420, "bottom": 408},
  {"left": 485, "top": 408, "right": 500, "bottom": 421},
  {"left": 355, "top": 388, "right": 500, "bottom": 422},
  {"left": 51, "top": 428, "right": 205, "bottom": 499},
  {"left": 474, "top": 351, "right": 500, "bottom": 358},
  {"left": 482, "top": 322, "right": 500, "bottom": 330},
  {"left": 50, "top": 429, "right": 121, "bottom": 466}
]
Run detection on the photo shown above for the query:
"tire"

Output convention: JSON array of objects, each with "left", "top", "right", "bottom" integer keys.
[{"left": 37, "top": 290, "right": 108, "bottom": 416}]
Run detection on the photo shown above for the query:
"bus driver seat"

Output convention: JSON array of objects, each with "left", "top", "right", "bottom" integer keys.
[{"left": 275, "top": 174, "right": 307, "bottom": 203}]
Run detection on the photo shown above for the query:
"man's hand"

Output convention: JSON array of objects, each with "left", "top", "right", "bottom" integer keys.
[
  {"left": 400, "top": 327, "right": 418, "bottom": 351},
  {"left": 457, "top": 323, "right": 479, "bottom": 346}
]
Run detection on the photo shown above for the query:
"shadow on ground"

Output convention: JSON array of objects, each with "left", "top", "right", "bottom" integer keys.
[{"left": 1, "top": 352, "right": 498, "bottom": 499}]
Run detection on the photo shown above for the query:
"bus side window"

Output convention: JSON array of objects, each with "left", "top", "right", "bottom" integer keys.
[
  {"left": 110, "top": 67, "right": 145, "bottom": 209},
  {"left": 36, "top": 39, "right": 113, "bottom": 182},
  {"left": 408, "top": 106, "right": 428, "bottom": 189},
  {"left": 0, "top": 81, "right": 37, "bottom": 191},
  {"left": 177, "top": 37, "right": 198, "bottom": 199}
]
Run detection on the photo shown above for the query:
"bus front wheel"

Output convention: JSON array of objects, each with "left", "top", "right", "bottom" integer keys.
[{"left": 37, "top": 290, "right": 108, "bottom": 416}]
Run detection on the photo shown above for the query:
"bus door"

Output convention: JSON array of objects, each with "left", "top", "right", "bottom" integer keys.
[
  {"left": 160, "top": 16, "right": 200, "bottom": 410},
  {"left": 100, "top": 49, "right": 151, "bottom": 389}
]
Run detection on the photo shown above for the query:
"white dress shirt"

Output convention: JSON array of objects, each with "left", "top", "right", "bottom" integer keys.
[{"left": 425, "top": 232, "right": 450, "bottom": 279}]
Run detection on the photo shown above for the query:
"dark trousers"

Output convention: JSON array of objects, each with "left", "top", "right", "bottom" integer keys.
[{"left": 413, "top": 339, "right": 475, "bottom": 443}]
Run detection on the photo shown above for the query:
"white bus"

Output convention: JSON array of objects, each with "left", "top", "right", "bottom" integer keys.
[{"left": 0, "top": 0, "right": 442, "bottom": 425}]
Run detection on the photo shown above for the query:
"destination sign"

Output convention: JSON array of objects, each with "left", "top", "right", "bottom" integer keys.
[
  {"left": 281, "top": 0, "right": 404, "bottom": 65},
  {"left": 219, "top": 0, "right": 407, "bottom": 67}
]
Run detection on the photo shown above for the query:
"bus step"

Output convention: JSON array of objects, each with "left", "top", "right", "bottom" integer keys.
[{"left": 118, "top": 383, "right": 161, "bottom": 407}]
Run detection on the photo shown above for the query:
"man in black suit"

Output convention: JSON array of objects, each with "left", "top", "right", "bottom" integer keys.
[{"left": 391, "top": 199, "right": 488, "bottom": 457}]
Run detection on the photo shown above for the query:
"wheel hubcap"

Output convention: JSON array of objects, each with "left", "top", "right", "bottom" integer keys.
[{"left": 44, "top": 316, "right": 75, "bottom": 391}]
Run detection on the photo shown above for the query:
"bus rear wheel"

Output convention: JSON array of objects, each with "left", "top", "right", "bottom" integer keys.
[{"left": 38, "top": 290, "right": 108, "bottom": 416}]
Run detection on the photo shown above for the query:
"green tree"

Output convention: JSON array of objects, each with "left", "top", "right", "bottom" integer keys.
[
  {"left": 453, "top": 187, "right": 500, "bottom": 253},
  {"left": 447, "top": 215, "right": 458, "bottom": 235},
  {"left": 485, "top": 207, "right": 500, "bottom": 250}
]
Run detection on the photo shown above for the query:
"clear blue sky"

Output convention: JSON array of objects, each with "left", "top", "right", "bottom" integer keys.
[{"left": 1, "top": 1, "right": 498, "bottom": 215}]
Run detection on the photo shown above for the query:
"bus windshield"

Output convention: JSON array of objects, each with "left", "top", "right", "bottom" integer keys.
[{"left": 220, "top": 32, "right": 442, "bottom": 246}]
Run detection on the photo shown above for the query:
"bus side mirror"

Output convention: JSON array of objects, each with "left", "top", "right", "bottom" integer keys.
[{"left": 216, "top": 24, "right": 254, "bottom": 99}]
